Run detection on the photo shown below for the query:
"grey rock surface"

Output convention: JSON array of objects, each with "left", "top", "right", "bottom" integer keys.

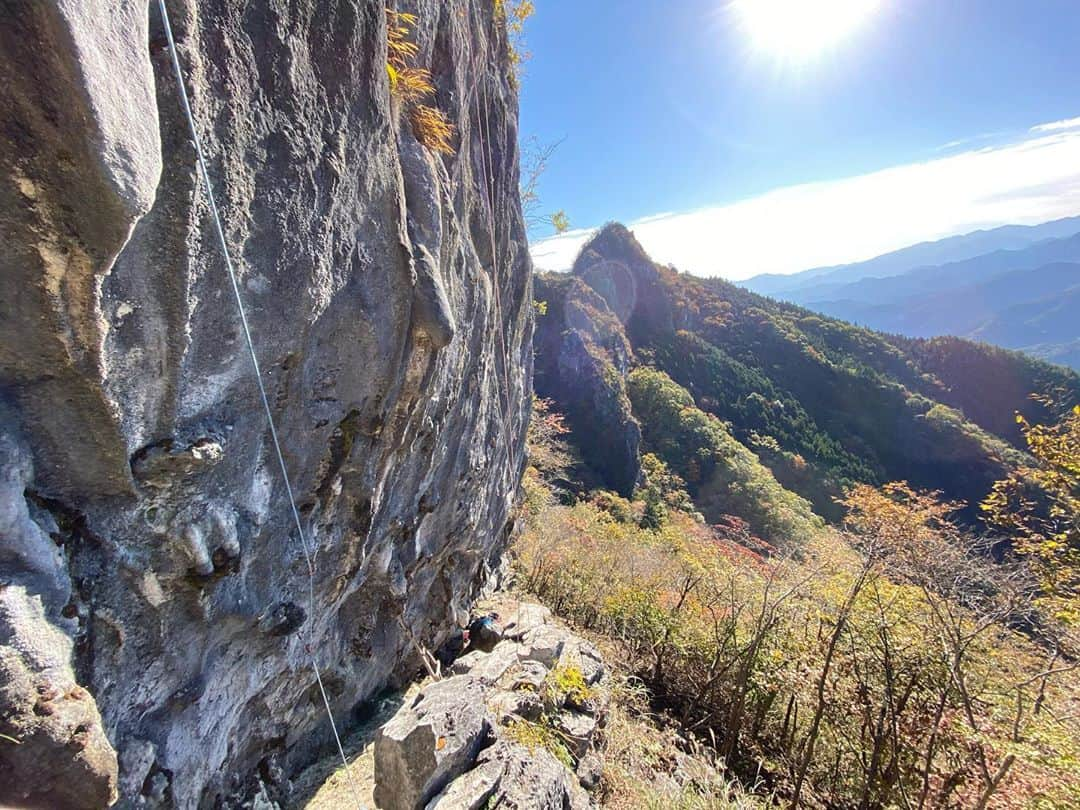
[
  {"left": 0, "top": 0, "right": 531, "bottom": 806},
  {"left": 0, "top": 585, "right": 119, "bottom": 809},
  {"left": 374, "top": 676, "right": 494, "bottom": 810},
  {"left": 375, "top": 599, "right": 608, "bottom": 810},
  {"left": 533, "top": 273, "right": 640, "bottom": 496},
  {"left": 461, "top": 741, "right": 590, "bottom": 810},
  {"left": 449, "top": 640, "right": 522, "bottom": 683},
  {"left": 531, "top": 224, "right": 688, "bottom": 499}
]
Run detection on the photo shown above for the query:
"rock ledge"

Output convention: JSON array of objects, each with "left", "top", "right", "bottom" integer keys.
[{"left": 373, "top": 599, "right": 607, "bottom": 810}]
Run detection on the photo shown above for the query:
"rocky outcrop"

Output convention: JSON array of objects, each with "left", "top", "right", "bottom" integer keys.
[
  {"left": 0, "top": 1, "right": 531, "bottom": 807},
  {"left": 373, "top": 600, "right": 607, "bottom": 810},
  {"left": 571, "top": 223, "right": 672, "bottom": 345},
  {"left": 533, "top": 273, "right": 640, "bottom": 495},
  {"left": 532, "top": 224, "right": 676, "bottom": 496}
]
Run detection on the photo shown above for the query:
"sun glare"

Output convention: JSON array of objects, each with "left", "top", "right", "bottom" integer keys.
[{"left": 734, "top": 0, "right": 880, "bottom": 64}]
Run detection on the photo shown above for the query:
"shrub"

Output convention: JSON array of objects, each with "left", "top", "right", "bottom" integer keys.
[
  {"left": 512, "top": 469, "right": 1080, "bottom": 808},
  {"left": 503, "top": 717, "right": 574, "bottom": 768},
  {"left": 386, "top": 10, "right": 427, "bottom": 98},
  {"left": 984, "top": 403, "right": 1080, "bottom": 625},
  {"left": 546, "top": 663, "right": 592, "bottom": 707},
  {"left": 385, "top": 8, "right": 456, "bottom": 153}
]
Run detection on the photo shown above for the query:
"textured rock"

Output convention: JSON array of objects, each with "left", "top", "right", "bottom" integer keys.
[
  {"left": 571, "top": 223, "right": 672, "bottom": 346},
  {"left": 558, "top": 639, "right": 605, "bottom": 687},
  {"left": 425, "top": 751, "right": 505, "bottom": 810},
  {"left": 375, "top": 599, "right": 608, "bottom": 810},
  {"left": 518, "top": 623, "right": 571, "bottom": 669},
  {"left": 374, "top": 675, "right": 494, "bottom": 810},
  {"left": 426, "top": 740, "right": 590, "bottom": 810},
  {"left": 449, "top": 640, "right": 521, "bottom": 683},
  {"left": 0, "top": 0, "right": 530, "bottom": 806},
  {"left": 533, "top": 274, "right": 640, "bottom": 495},
  {"left": 530, "top": 224, "right": 691, "bottom": 498},
  {"left": 465, "top": 741, "right": 590, "bottom": 810},
  {"left": 502, "top": 602, "right": 552, "bottom": 637},
  {"left": 555, "top": 711, "right": 598, "bottom": 760},
  {"left": 0, "top": 586, "right": 119, "bottom": 809}
]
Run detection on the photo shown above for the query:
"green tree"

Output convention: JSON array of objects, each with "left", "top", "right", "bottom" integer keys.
[{"left": 983, "top": 403, "right": 1080, "bottom": 624}]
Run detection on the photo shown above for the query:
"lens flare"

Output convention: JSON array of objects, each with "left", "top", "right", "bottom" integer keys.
[{"left": 733, "top": 0, "right": 881, "bottom": 64}]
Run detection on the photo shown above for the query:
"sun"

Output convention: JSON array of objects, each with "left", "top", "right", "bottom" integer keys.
[{"left": 733, "top": 0, "right": 881, "bottom": 64}]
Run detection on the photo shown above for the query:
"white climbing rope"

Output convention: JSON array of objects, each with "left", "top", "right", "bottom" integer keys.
[
  {"left": 154, "top": 3, "right": 364, "bottom": 806},
  {"left": 461, "top": 8, "right": 521, "bottom": 486}
]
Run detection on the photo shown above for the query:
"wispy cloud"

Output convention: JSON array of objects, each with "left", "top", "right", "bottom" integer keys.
[
  {"left": 933, "top": 131, "right": 1006, "bottom": 152},
  {"left": 531, "top": 118, "right": 1080, "bottom": 281},
  {"left": 1030, "top": 116, "right": 1080, "bottom": 133}
]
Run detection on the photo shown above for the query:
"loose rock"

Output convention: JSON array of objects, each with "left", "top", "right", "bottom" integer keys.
[{"left": 374, "top": 600, "right": 608, "bottom": 810}]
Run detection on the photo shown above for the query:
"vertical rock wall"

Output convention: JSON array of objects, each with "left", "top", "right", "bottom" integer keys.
[{"left": 0, "top": 0, "right": 532, "bottom": 806}]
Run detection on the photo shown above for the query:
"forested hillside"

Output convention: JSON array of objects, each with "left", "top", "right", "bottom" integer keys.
[
  {"left": 521, "top": 224, "right": 1080, "bottom": 808},
  {"left": 534, "top": 223, "right": 1080, "bottom": 529}
]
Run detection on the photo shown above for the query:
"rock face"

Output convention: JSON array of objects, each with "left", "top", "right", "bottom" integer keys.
[
  {"left": 374, "top": 599, "right": 606, "bottom": 810},
  {"left": 533, "top": 274, "right": 639, "bottom": 496},
  {"left": 374, "top": 675, "right": 494, "bottom": 810},
  {"left": 533, "top": 225, "right": 660, "bottom": 495},
  {"left": 0, "top": 1, "right": 531, "bottom": 807}
]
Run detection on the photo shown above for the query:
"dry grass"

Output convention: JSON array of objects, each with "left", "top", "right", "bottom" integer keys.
[
  {"left": 385, "top": 8, "right": 456, "bottom": 153},
  {"left": 388, "top": 63, "right": 435, "bottom": 104},
  {"left": 386, "top": 10, "right": 419, "bottom": 67},
  {"left": 409, "top": 105, "right": 455, "bottom": 154},
  {"left": 599, "top": 674, "right": 770, "bottom": 810}
]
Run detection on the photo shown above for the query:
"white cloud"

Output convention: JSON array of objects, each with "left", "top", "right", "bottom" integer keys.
[
  {"left": 531, "top": 119, "right": 1080, "bottom": 281},
  {"left": 1030, "top": 116, "right": 1080, "bottom": 133}
]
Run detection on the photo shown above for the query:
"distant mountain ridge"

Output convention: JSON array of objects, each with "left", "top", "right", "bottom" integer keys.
[
  {"left": 742, "top": 218, "right": 1080, "bottom": 369},
  {"left": 533, "top": 224, "right": 1080, "bottom": 538},
  {"left": 745, "top": 216, "right": 1080, "bottom": 297}
]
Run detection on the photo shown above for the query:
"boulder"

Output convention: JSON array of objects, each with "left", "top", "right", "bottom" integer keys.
[
  {"left": 556, "top": 711, "right": 598, "bottom": 760},
  {"left": 487, "top": 689, "right": 544, "bottom": 726},
  {"left": 558, "top": 640, "right": 606, "bottom": 687},
  {"left": 374, "top": 676, "right": 493, "bottom": 810},
  {"left": 425, "top": 753, "right": 505, "bottom": 810},
  {"left": 379, "top": 601, "right": 607, "bottom": 810},
  {"left": 575, "top": 753, "right": 603, "bottom": 791},
  {"left": 502, "top": 603, "right": 553, "bottom": 639},
  {"left": 449, "top": 640, "right": 521, "bottom": 683},
  {"left": 427, "top": 741, "right": 589, "bottom": 810}
]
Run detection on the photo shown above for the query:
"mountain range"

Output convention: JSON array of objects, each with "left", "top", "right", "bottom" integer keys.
[
  {"left": 743, "top": 217, "right": 1080, "bottom": 369},
  {"left": 534, "top": 224, "right": 1080, "bottom": 537}
]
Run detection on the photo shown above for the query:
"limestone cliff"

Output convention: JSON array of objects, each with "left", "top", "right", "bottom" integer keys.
[
  {"left": 532, "top": 225, "right": 657, "bottom": 496},
  {"left": 0, "top": 1, "right": 531, "bottom": 807}
]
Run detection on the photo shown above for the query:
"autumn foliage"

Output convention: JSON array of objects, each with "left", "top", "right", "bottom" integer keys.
[
  {"left": 385, "top": 8, "right": 455, "bottom": 153},
  {"left": 513, "top": 399, "right": 1080, "bottom": 808},
  {"left": 983, "top": 403, "right": 1080, "bottom": 625}
]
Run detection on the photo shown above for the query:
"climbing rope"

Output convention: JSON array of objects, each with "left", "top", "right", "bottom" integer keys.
[
  {"left": 156, "top": 3, "right": 520, "bottom": 804},
  {"left": 154, "top": 3, "right": 364, "bottom": 806},
  {"left": 461, "top": 7, "right": 521, "bottom": 489}
]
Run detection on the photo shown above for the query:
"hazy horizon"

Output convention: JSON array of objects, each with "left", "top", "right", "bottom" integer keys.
[
  {"left": 520, "top": 1, "right": 1080, "bottom": 281},
  {"left": 529, "top": 116, "right": 1080, "bottom": 281}
]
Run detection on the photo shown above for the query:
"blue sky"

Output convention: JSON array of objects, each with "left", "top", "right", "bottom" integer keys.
[{"left": 520, "top": 0, "right": 1080, "bottom": 279}]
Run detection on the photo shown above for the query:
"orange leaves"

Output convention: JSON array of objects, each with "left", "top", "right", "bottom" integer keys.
[
  {"left": 408, "top": 105, "right": 455, "bottom": 154},
  {"left": 384, "top": 8, "right": 456, "bottom": 153}
]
